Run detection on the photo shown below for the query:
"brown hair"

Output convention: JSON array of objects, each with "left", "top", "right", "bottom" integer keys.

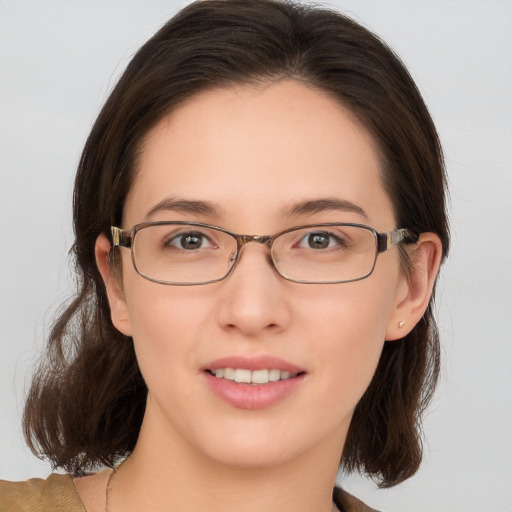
[{"left": 23, "top": 0, "right": 449, "bottom": 488}]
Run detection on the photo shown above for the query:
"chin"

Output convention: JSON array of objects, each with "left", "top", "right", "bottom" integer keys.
[
  {"left": 186, "top": 414, "right": 341, "bottom": 471},
  {"left": 204, "top": 441, "right": 299, "bottom": 470}
]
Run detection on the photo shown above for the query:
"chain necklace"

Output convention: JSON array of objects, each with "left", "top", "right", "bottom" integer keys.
[{"left": 105, "top": 460, "right": 124, "bottom": 512}]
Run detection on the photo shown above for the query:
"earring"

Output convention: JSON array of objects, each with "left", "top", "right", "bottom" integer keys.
[{"left": 398, "top": 320, "right": 405, "bottom": 329}]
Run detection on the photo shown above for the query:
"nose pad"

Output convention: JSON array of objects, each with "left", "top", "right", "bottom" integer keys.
[{"left": 228, "top": 250, "right": 237, "bottom": 266}]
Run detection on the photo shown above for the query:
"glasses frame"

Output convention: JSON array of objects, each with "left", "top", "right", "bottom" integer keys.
[{"left": 111, "top": 221, "right": 418, "bottom": 285}]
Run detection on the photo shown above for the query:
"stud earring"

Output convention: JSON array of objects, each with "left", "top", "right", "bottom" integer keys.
[{"left": 398, "top": 320, "right": 405, "bottom": 329}]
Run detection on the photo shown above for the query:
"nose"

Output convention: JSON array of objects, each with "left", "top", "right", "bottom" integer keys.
[{"left": 215, "top": 244, "right": 291, "bottom": 337}]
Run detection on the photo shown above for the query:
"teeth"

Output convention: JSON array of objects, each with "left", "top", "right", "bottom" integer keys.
[
  {"left": 251, "top": 369, "right": 269, "bottom": 384},
  {"left": 234, "top": 369, "right": 251, "bottom": 383},
  {"left": 268, "top": 369, "right": 281, "bottom": 382},
  {"left": 211, "top": 368, "right": 298, "bottom": 384},
  {"left": 224, "top": 368, "right": 235, "bottom": 380}
]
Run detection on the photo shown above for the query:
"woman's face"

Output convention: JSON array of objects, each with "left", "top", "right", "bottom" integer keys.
[{"left": 107, "top": 81, "right": 410, "bottom": 468}]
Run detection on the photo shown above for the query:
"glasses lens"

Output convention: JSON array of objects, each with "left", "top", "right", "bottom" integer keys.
[
  {"left": 133, "top": 224, "right": 237, "bottom": 284},
  {"left": 272, "top": 225, "right": 377, "bottom": 283}
]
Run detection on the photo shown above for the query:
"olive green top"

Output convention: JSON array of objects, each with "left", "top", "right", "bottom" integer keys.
[{"left": 0, "top": 474, "right": 379, "bottom": 512}]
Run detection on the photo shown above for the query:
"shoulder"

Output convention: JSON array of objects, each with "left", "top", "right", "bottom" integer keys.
[
  {"left": 334, "top": 487, "right": 382, "bottom": 512},
  {"left": 0, "top": 473, "right": 85, "bottom": 512}
]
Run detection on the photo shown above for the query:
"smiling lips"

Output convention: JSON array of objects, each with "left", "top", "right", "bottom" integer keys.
[{"left": 203, "top": 357, "right": 306, "bottom": 409}]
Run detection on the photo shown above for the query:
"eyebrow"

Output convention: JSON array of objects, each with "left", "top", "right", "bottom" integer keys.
[
  {"left": 145, "top": 196, "right": 367, "bottom": 222},
  {"left": 145, "top": 196, "right": 223, "bottom": 219},
  {"left": 281, "top": 198, "right": 367, "bottom": 219}
]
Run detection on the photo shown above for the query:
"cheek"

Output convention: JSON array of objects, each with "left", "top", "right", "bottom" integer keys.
[
  {"left": 310, "top": 279, "right": 396, "bottom": 346},
  {"left": 123, "top": 282, "right": 209, "bottom": 378},
  {"left": 304, "top": 277, "right": 399, "bottom": 398},
  {"left": 124, "top": 267, "right": 210, "bottom": 332}
]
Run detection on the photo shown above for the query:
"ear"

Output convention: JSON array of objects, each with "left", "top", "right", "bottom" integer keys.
[
  {"left": 95, "top": 233, "right": 133, "bottom": 337},
  {"left": 385, "top": 232, "right": 443, "bottom": 341}
]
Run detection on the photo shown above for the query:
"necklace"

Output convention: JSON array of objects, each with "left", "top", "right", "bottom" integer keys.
[{"left": 105, "top": 460, "right": 125, "bottom": 512}]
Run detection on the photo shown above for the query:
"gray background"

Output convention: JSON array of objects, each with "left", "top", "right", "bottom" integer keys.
[{"left": 1, "top": 1, "right": 511, "bottom": 510}]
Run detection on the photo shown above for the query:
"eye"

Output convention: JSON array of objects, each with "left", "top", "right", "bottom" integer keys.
[
  {"left": 298, "top": 231, "right": 347, "bottom": 250},
  {"left": 165, "top": 231, "right": 215, "bottom": 250}
]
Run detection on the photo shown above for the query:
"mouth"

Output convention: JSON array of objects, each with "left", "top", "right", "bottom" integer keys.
[
  {"left": 202, "top": 356, "right": 306, "bottom": 409},
  {"left": 205, "top": 368, "right": 304, "bottom": 385}
]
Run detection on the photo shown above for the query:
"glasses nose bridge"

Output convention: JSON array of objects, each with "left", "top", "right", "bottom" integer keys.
[
  {"left": 234, "top": 234, "right": 273, "bottom": 250},
  {"left": 231, "top": 234, "right": 275, "bottom": 268}
]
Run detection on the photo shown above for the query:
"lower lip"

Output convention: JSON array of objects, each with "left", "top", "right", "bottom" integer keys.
[{"left": 204, "top": 372, "right": 305, "bottom": 410}]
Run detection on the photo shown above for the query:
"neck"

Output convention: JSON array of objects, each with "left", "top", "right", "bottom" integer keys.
[{"left": 109, "top": 404, "right": 346, "bottom": 512}]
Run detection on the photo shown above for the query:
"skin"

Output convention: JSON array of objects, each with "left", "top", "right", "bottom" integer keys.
[{"left": 78, "top": 80, "right": 442, "bottom": 512}]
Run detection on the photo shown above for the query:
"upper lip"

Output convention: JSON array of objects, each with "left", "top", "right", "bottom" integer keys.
[{"left": 202, "top": 355, "right": 305, "bottom": 374}]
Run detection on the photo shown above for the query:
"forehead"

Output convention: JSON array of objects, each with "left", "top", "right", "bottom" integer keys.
[{"left": 124, "top": 80, "right": 395, "bottom": 230}]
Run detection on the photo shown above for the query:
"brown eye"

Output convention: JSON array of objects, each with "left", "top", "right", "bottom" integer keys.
[
  {"left": 307, "top": 233, "right": 330, "bottom": 249},
  {"left": 298, "top": 231, "right": 344, "bottom": 250},
  {"left": 165, "top": 231, "right": 212, "bottom": 250},
  {"left": 180, "top": 234, "right": 203, "bottom": 250}
]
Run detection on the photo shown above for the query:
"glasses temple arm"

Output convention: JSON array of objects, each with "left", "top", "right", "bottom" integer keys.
[
  {"left": 377, "top": 228, "right": 418, "bottom": 252},
  {"left": 111, "top": 226, "right": 132, "bottom": 248}
]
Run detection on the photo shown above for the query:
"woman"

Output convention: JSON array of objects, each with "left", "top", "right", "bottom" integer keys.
[{"left": 0, "top": 1, "right": 448, "bottom": 510}]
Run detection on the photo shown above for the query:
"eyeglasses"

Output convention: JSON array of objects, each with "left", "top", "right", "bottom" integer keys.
[{"left": 111, "top": 221, "right": 417, "bottom": 285}]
